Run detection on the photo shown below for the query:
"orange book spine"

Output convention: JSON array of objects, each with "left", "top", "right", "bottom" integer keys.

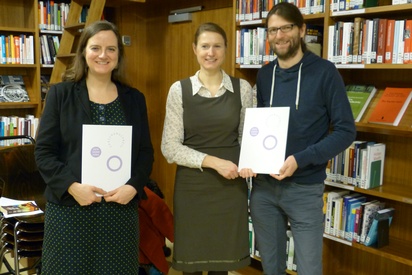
[
  {"left": 268, "top": 0, "right": 274, "bottom": 11},
  {"left": 404, "top": 19, "right": 412, "bottom": 64},
  {"left": 5, "top": 36, "right": 10, "bottom": 64},
  {"left": 14, "top": 36, "right": 20, "bottom": 64}
]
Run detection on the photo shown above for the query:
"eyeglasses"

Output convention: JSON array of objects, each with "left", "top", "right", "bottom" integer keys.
[{"left": 267, "top": 24, "right": 296, "bottom": 36}]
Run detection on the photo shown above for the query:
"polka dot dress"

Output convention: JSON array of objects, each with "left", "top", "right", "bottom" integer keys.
[{"left": 41, "top": 98, "right": 140, "bottom": 275}]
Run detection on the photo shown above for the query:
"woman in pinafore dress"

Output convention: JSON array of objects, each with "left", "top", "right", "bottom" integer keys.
[
  {"left": 34, "top": 21, "right": 154, "bottom": 274},
  {"left": 161, "top": 22, "right": 252, "bottom": 275}
]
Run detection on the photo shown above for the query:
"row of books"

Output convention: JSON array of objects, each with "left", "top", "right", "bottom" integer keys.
[
  {"left": 0, "top": 34, "right": 35, "bottom": 65},
  {"left": 329, "top": 0, "right": 379, "bottom": 12},
  {"left": 235, "top": 0, "right": 324, "bottom": 22},
  {"left": 40, "top": 34, "right": 60, "bottom": 65},
  {"left": 347, "top": 85, "right": 412, "bottom": 126},
  {"left": 38, "top": 1, "right": 101, "bottom": 31},
  {"left": 330, "top": 0, "right": 406, "bottom": 13},
  {"left": 328, "top": 18, "right": 412, "bottom": 65},
  {"left": 236, "top": 27, "right": 273, "bottom": 65},
  {"left": 324, "top": 190, "right": 394, "bottom": 247},
  {"left": 38, "top": 0, "right": 70, "bottom": 31},
  {"left": 236, "top": 25, "right": 322, "bottom": 65},
  {"left": 327, "top": 141, "right": 386, "bottom": 189},
  {"left": 0, "top": 115, "right": 39, "bottom": 146}
]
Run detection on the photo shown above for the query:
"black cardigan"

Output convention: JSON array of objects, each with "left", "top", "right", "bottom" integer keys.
[{"left": 34, "top": 78, "right": 154, "bottom": 206}]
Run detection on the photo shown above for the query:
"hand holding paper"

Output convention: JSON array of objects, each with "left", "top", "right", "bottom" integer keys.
[{"left": 238, "top": 107, "right": 290, "bottom": 175}]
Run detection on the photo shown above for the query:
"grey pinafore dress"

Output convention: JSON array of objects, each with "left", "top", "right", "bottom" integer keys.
[{"left": 172, "top": 77, "right": 250, "bottom": 272}]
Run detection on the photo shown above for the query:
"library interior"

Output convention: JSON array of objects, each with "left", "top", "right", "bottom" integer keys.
[{"left": 1, "top": 0, "right": 412, "bottom": 274}]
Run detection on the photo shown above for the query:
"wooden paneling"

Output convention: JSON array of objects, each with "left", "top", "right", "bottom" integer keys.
[{"left": 116, "top": 0, "right": 234, "bottom": 210}]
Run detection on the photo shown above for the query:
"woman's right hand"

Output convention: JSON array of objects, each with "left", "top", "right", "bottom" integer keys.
[
  {"left": 68, "top": 182, "right": 106, "bottom": 206},
  {"left": 202, "top": 155, "right": 239, "bottom": 180}
]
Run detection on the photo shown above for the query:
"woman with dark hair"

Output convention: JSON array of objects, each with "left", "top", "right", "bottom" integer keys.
[
  {"left": 35, "top": 20, "right": 154, "bottom": 274},
  {"left": 161, "top": 22, "right": 252, "bottom": 275}
]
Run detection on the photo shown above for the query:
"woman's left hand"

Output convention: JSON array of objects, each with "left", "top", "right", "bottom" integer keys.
[
  {"left": 239, "top": 168, "right": 256, "bottom": 178},
  {"left": 104, "top": 185, "right": 137, "bottom": 204}
]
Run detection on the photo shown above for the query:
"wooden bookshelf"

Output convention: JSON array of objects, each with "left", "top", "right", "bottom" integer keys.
[
  {"left": 233, "top": 1, "right": 412, "bottom": 274},
  {"left": 0, "top": 0, "right": 145, "bottom": 120},
  {"left": 0, "top": 0, "right": 40, "bottom": 118}
]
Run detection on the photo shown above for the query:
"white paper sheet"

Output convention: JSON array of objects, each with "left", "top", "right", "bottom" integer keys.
[
  {"left": 82, "top": 124, "right": 132, "bottom": 192},
  {"left": 238, "top": 107, "right": 290, "bottom": 174}
]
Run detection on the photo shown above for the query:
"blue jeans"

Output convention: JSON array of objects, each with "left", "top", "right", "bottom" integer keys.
[{"left": 250, "top": 175, "right": 324, "bottom": 275}]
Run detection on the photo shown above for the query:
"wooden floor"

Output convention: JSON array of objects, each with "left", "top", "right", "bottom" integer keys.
[
  {"left": 0, "top": 253, "right": 35, "bottom": 274},
  {"left": 230, "top": 265, "right": 263, "bottom": 275},
  {"left": 166, "top": 240, "right": 263, "bottom": 275},
  {"left": 168, "top": 263, "right": 262, "bottom": 275}
]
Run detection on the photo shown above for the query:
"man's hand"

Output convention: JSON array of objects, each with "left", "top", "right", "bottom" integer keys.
[{"left": 270, "top": 155, "right": 298, "bottom": 180}]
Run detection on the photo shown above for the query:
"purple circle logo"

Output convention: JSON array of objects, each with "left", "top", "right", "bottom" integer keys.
[
  {"left": 250, "top": 127, "right": 259, "bottom": 137},
  {"left": 107, "top": 155, "right": 123, "bottom": 172},
  {"left": 263, "top": 135, "right": 277, "bottom": 150},
  {"left": 90, "top": 147, "right": 101, "bottom": 157}
]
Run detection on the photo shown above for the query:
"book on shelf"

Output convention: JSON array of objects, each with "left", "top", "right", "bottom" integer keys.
[
  {"left": 341, "top": 193, "right": 362, "bottom": 239},
  {"left": 404, "top": 19, "right": 412, "bottom": 64},
  {"left": 41, "top": 74, "right": 51, "bottom": 101},
  {"left": 324, "top": 189, "right": 349, "bottom": 235},
  {"left": 352, "top": 17, "right": 364, "bottom": 64},
  {"left": 352, "top": 141, "right": 367, "bottom": 187},
  {"left": 353, "top": 200, "right": 375, "bottom": 243},
  {"left": 346, "top": 85, "right": 377, "bottom": 122},
  {"left": 364, "top": 207, "right": 395, "bottom": 247},
  {"left": 377, "top": 18, "right": 388, "bottom": 64},
  {"left": 359, "top": 142, "right": 375, "bottom": 188},
  {"left": 344, "top": 196, "right": 366, "bottom": 241},
  {"left": 0, "top": 197, "right": 43, "bottom": 218},
  {"left": 384, "top": 19, "right": 395, "bottom": 64},
  {"left": 332, "top": 196, "right": 344, "bottom": 237},
  {"left": 305, "top": 24, "right": 323, "bottom": 44},
  {"left": 0, "top": 75, "right": 29, "bottom": 103},
  {"left": 365, "top": 143, "right": 386, "bottom": 189},
  {"left": 248, "top": 215, "right": 255, "bottom": 257},
  {"left": 286, "top": 229, "right": 296, "bottom": 271},
  {"left": 360, "top": 200, "right": 385, "bottom": 244},
  {"left": 368, "top": 87, "right": 412, "bottom": 126}
]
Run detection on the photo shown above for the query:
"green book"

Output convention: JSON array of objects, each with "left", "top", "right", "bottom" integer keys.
[
  {"left": 366, "top": 143, "right": 386, "bottom": 189},
  {"left": 346, "top": 85, "right": 377, "bottom": 122}
]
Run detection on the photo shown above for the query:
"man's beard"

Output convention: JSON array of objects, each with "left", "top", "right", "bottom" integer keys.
[{"left": 272, "top": 37, "right": 301, "bottom": 60}]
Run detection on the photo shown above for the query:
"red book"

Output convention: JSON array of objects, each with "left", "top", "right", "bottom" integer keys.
[{"left": 368, "top": 87, "right": 412, "bottom": 126}]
